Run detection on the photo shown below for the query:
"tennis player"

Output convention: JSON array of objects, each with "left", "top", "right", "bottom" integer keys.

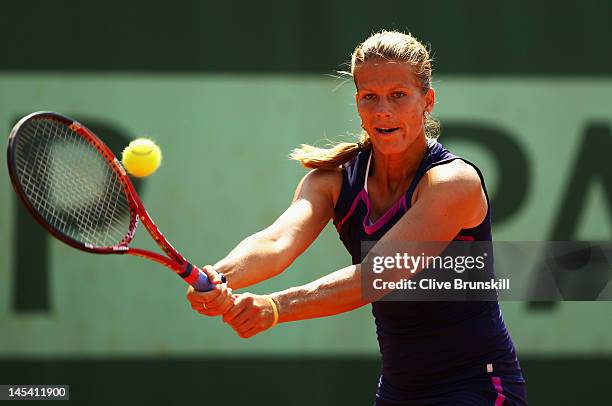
[{"left": 187, "top": 30, "right": 527, "bottom": 405}]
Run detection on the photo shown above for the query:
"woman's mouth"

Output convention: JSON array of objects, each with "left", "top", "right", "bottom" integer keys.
[{"left": 376, "top": 127, "right": 400, "bottom": 135}]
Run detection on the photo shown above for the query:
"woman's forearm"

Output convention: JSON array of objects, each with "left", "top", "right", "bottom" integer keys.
[
  {"left": 271, "top": 264, "right": 368, "bottom": 323},
  {"left": 213, "top": 231, "right": 293, "bottom": 289}
]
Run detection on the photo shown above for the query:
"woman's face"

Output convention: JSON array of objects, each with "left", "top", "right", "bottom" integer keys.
[{"left": 354, "top": 60, "right": 434, "bottom": 155}]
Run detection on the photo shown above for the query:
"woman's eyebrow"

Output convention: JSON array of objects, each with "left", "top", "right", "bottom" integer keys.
[{"left": 357, "top": 85, "right": 413, "bottom": 92}]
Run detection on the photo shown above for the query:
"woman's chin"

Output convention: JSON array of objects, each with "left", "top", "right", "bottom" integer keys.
[
  {"left": 372, "top": 136, "right": 419, "bottom": 155},
  {"left": 373, "top": 144, "right": 410, "bottom": 156}
]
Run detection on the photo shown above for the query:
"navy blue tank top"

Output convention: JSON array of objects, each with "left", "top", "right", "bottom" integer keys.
[{"left": 333, "top": 141, "right": 523, "bottom": 400}]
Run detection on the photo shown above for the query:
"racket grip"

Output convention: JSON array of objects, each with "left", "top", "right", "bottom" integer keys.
[{"left": 182, "top": 263, "right": 226, "bottom": 292}]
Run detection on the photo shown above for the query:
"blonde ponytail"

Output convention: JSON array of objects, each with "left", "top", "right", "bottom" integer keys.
[{"left": 290, "top": 133, "right": 371, "bottom": 170}]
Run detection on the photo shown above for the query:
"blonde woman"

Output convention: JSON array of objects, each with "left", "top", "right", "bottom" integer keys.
[{"left": 188, "top": 31, "right": 527, "bottom": 405}]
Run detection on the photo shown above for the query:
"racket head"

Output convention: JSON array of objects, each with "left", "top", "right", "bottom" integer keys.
[{"left": 7, "top": 111, "right": 139, "bottom": 253}]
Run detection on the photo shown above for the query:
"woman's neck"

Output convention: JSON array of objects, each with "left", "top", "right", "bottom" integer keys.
[{"left": 370, "top": 136, "right": 429, "bottom": 193}]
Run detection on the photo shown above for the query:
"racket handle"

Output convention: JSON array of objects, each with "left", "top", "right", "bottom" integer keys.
[{"left": 181, "top": 263, "right": 226, "bottom": 292}]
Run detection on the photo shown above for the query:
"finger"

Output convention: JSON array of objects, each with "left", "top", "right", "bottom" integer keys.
[
  {"left": 197, "top": 307, "right": 220, "bottom": 317},
  {"left": 203, "top": 292, "right": 233, "bottom": 316},
  {"left": 218, "top": 291, "right": 235, "bottom": 316},
  {"left": 186, "top": 286, "right": 197, "bottom": 304},
  {"left": 194, "top": 288, "right": 235, "bottom": 317},
  {"left": 190, "top": 292, "right": 224, "bottom": 314},
  {"left": 190, "top": 295, "right": 210, "bottom": 310},
  {"left": 198, "top": 298, "right": 228, "bottom": 316},
  {"left": 240, "top": 326, "right": 262, "bottom": 339},
  {"left": 188, "top": 284, "right": 222, "bottom": 304},
  {"left": 200, "top": 265, "right": 222, "bottom": 284},
  {"left": 187, "top": 285, "right": 221, "bottom": 304},
  {"left": 229, "top": 307, "right": 255, "bottom": 330},
  {"left": 236, "top": 316, "right": 258, "bottom": 335},
  {"left": 190, "top": 300, "right": 208, "bottom": 314},
  {"left": 207, "top": 284, "right": 230, "bottom": 309},
  {"left": 223, "top": 297, "right": 247, "bottom": 323}
]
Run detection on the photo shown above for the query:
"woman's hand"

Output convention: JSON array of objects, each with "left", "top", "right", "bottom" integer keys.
[
  {"left": 223, "top": 293, "right": 277, "bottom": 339},
  {"left": 186, "top": 265, "right": 234, "bottom": 317}
]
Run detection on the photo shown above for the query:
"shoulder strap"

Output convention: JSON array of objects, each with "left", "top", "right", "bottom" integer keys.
[{"left": 333, "top": 149, "right": 370, "bottom": 222}]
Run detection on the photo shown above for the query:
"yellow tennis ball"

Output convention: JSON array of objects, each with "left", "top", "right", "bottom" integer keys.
[{"left": 121, "top": 138, "right": 162, "bottom": 178}]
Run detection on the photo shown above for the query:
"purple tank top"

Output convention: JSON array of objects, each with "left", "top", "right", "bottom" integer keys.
[{"left": 332, "top": 141, "right": 522, "bottom": 400}]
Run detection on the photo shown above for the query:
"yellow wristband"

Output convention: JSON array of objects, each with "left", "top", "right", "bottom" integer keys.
[{"left": 264, "top": 295, "right": 279, "bottom": 328}]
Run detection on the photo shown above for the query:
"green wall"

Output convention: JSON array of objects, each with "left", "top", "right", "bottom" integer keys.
[
  {"left": 1, "top": 75, "right": 611, "bottom": 356},
  {"left": 1, "top": 1, "right": 611, "bottom": 404}
]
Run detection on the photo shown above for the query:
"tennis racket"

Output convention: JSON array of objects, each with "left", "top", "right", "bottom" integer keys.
[{"left": 7, "top": 111, "right": 223, "bottom": 291}]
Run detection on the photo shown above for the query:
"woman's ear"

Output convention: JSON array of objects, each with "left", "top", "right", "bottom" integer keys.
[{"left": 425, "top": 87, "right": 436, "bottom": 113}]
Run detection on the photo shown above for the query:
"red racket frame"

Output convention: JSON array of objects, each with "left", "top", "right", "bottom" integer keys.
[{"left": 7, "top": 111, "right": 219, "bottom": 291}]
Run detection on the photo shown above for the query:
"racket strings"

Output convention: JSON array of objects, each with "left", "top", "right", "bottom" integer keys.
[
  {"left": 14, "top": 118, "right": 132, "bottom": 248},
  {"left": 17, "top": 122, "right": 72, "bottom": 230},
  {"left": 20, "top": 121, "right": 130, "bottom": 244}
]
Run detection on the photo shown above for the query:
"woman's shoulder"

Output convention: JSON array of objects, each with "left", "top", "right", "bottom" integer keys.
[
  {"left": 424, "top": 159, "right": 482, "bottom": 186},
  {"left": 414, "top": 159, "right": 482, "bottom": 202},
  {"left": 296, "top": 167, "right": 343, "bottom": 207},
  {"left": 303, "top": 167, "right": 343, "bottom": 185},
  {"left": 414, "top": 159, "right": 488, "bottom": 228}
]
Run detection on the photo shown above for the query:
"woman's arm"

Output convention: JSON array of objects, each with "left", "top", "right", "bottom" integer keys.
[
  {"left": 186, "top": 168, "right": 341, "bottom": 316},
  {"left": 224, "top": 160, "right": 488, "bottom": 337},
  {"left": 215, "top": 168, "right": 342, "bottom": 289}
]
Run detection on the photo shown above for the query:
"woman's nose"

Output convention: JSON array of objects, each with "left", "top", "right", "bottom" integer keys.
[{"left": 375, "top": 99, "right": 392, "bottom": 118}]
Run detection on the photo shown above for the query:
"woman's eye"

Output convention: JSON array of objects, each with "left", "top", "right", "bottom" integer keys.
[
  {"left": 363, "top": 93, "right": 376, "bottom": 100},
  {"left": 392, "top": 92, "right": 406, "bottom": 98}
]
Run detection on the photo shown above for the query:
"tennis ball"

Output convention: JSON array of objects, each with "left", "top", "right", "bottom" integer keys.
[{"left": 121, "top": 138, "right": 162, "bottom": 178}]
